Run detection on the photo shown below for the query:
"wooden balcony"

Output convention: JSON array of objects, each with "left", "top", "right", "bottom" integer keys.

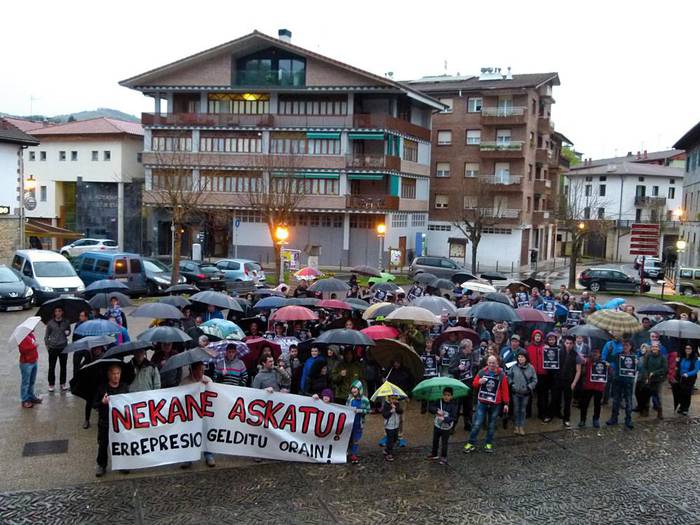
[
  {"left": 537, "top": 116, "right": 554, "bottom": 135},
  {"left": 345, "top": 194, "right": 399, "bottom": 211},
  {"left": 534, "top": 178, "right": 552, "bottom": 194},
  {"left": 346, "top": 154, "right": 401, "bottom": 171},
  {"left": 481, "top": 107, "right": 527, "bottom": 126},
  {"left": 479, "top": 141, "right": 525, "bottom": 159},
  {"left": 532, "top": 210, "right": 552, "bottom": 225},
  {"left": 142, "top": 112, "right": 274, "bottom": 127},
  {"left": 353, "top": 114, "right": 431, "bottom": 141},
  {"left": 536, "top": 148, "right": 552, "bottom": 163}
]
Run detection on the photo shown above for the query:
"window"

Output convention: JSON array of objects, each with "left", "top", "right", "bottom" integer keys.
[
  {"left": 154, "top": 135, "right": 193, "bottom": 152},
  {"left": 463, "top": 196, "right": 477, "bottom": 209},
  {"left": 279, "top": 97, "right": 347, "bottom": 116},
  {"left": 496, "top": 129, "right": 511, "bottom": 144},
  {"left": 435, "top": 194, "right": 449, "bottom": 209},
  {"left": 638, "top": 177, "right": 645, "bottom": 182},
  {"left": 597, "top": 207, "right": 605, "bottom": 219},
  {"left": 270, "top": 176, "right": 338, "bottom": 195},
  {"left": 585, "top": 185, "right": 592, "bottom": 196},
  {"left": 652, "top": 186, "right": 659, "bottom": 197},
  {"left": 403, "top": 139, "right": 418, "bottom": 162},
  {"left": 467, "top": 97, "right": 482, "bottom": 113},
  {"left": 526, "top": 196, "right": 531, "bottom": 212},
  {"left": 103, "top": 151, "right": 111, "bottom": 161},
  {"left": 529, "top": 132, "right": 535, "bottom": 146},
  {"left": 391, "top": 213, "right": 408, "bottom": 228},
  {"left": 585, "top": 176, "right": 592, "bottom": 182},
  {"left": 669, "top": 187, "right": 676, "bottom": 199},
  {"left": 599, "top": 184, "right": 606, "bottom": 196},
  {"left": 482, "top": 227, "right": 512, "bottom": 234},
  {"left": 436, "top": 162, "right": 451, "bottom": 178},
  {"left": 40, "top": 151, "right": 46, "bottom": 161},
  {"left": 428, "top": 224, "right": 451, "bottom": 232},
  {"left": 137, "top": 153, "right": 143, "bottom": 163},
  {"left": 411, "top": 213, "right": 426, "bottom": 227},
  {"left": 40, "top": 186, "right": 46, "bottom": 202},
  {"left": 200, "top": 134, "right": 261, "bottom": 153},
  {"left": 670, "top": 179, "right": 675, "bottom": 184},
  {"left": 599, "top": 176, "right": 607, "bottom": 181},
  {"left": 235, "top": 51, "right": 306, "bottom": 87},
  {"left": 91, "top": 150, "right": 98, "bottom": 161},
  {"left": 81, "top": 258, "right": 95, "bottom": 272},
  {"left": 71, "top": 151, "right": 78, "bottom": 161},
  {"left": 466, "top": 130, "right": 481, "bottom": 145},
  {"left": 464, "top": 162, "right": 479, "bottom": 178},
  {"left": 437, "top": 131, "right": 452, "bottom": 145},
  {"left": 95, "top": 259, "right": 110, "bottom": 273},
  {"left": 439, "top": 98, "right": 453, "bottom": 113},
  {"left": 635, "top": 185, "right": 646, "bottom": 197},
  {"left": 130, "top": 259, "right": 142, "bottom": 273},
  {"left": 528, "top": 164, "right": 533, "bottom": 181},
  {"left": 584, "top": 207, "right": 591, "bottom": 219},
  {"left": 635, "top": 208, "right": 642, "bottom": 221},
  {"left": 208, "top": 93, "right": 271, "bottom": 114},
  {"left": 199, "top": 172, "right": 262, "bottom": 193},
  {"left": 59, "top": 151, "right": 66, "bottom": 161},
  {"left": 401, "top": 178, "right": 416, "bottom": 199},
  {"left": 29, "top": 151, "right": 35, "bottom": 161}
]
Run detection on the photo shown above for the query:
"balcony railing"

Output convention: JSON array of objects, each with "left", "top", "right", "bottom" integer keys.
[
  {"left": 533, "top": 210, "right": 551, "bottom": 222},
  {"left": 143, "top": 112, "right": 273, "bottom": 127},
  {"left": 635, "top": 196, "right": 667, "bottom": 207},
  {"left": 345, "top": 195, "right": 399, "bottom": 211},
  {"left": 346, "top": 154, "right": 401, "bottom": 171},
  {"left": 353, "top": 114, "right": 431, "bottom": 141},
  {"left": 471, "top": 208, "right": 521, "bottom": 219},
  {"left": 536, "top": 148, "right": 553, "bottom": 163},
  {"left": 534, "top": 178, "right": 552, "bottom": 192},
  {"left": 481, "top": 107, "right": 526, "bottom": 117},
  {"left": 478, "top": 174, "right": 523, "bottom": 186},
  {"left": 479, "top": 141, "right": 525, "bottom": 152}
]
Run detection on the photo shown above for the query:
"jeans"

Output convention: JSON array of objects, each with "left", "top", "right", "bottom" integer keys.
[
  {"left": 610, "top": 380, "right": 634, "bottom": 423},
  {"left": 579, "top": 389, "right": 602, "bottom": 422},
  {"left": 385, "top": 428, "right": 398, "bottom": 455},
  {"left": 512, "top": 393, "right": 529, "bottom": 427},
  {"left": 431, "top": 426, "right": 450, "bottom": 459},
  {"left": 20, "top": 362, "right": 38, "bottom": 402},
  {"left": 47, "top": 346, "right": 68, "bottom": 386},
  {"left": 350, "top": 424, "right": 363, "bottom": 456},
  {"left": 469, "top": 403, "right": 500, "bottom": 445}
]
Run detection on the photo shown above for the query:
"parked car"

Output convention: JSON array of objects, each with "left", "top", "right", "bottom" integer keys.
[
  {"left": 74, "top": 252, "right": 148, "bottom": 295},
  {"left": 0, "top": 264, "right": 33, "bottom": 311},
  {"left": 12, "top": 250, "right": 85, "bottom": 305},
  {"left": 578, "top": 267, "right": 650, "bottom": 293},
  {"left": 641, "top": 258, "right": 665, "bottom": 280},
  {"left": 215, "top": 258, "right": 266, "bottom": 285},
  {"left": 678, "top": 267, "right": 700, "bottom": 296},
  {"left": 179, "top": 260, "right": 226, "bottom": 291},
  {"left": 60, "top": 238, "right": 117, "bottom": 258},
  {"left": 143, "top": 258, "right": 186, "bottom": 295},
  {"left": 408, "top": 256, "right": 476, "bottom": 284}
]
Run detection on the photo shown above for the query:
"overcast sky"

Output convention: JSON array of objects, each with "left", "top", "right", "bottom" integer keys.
[{"left": 2, "top": 0, "right": 698, "bottom": 158}]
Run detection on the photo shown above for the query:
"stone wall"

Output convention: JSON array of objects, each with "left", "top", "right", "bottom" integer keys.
[{"left": 0, "top": 216, "right": 20, "bottom": 264}]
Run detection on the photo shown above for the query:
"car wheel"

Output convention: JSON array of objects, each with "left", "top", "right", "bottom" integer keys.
[
  {"left": 683, "top": 287, "right": 694, "bottom": 297},
  {"left": 589, "top": 282, "right": 601, "bottom": 293},
  {"left": 634, "top": 285, "right": 641, "bottom": 293},
  {"left": 147, "top": 282, "right": 158, "bottom": 296}
]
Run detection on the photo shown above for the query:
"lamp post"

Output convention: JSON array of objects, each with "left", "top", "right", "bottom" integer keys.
[
  {"left": 676, "top": 239, "right": 687, "bottom": 295},
  {"left": 275, "top": 225, "right": 289, "bottom": 285},
  {"left": 376, "top": 223, "right": 386, "bottom": 271},
  {"left": 20, "top": 174, "right": 37, "bottom": 249}
]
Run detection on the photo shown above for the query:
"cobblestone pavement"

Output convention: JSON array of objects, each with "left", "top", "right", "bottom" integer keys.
[{"left": 2, "top": 416, "right": 700, "bottom": 524}]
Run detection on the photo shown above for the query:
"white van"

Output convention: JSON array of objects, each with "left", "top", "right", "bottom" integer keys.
[{"left": 12, "top": 250, "right": 85, "bottom": 305}]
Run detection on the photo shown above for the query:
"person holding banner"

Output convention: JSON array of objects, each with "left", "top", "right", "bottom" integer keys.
[
  {"left": 95, "top": 364, "right": 129, "bottom": 477},
  {"left": 346, "top": 380, "right": 370, "bottom": 465},
  {"left": 252, "top": 355, "right": 281, "bottom": 392},
  {"left": 578, "top": 347, "right": 607, "bottom": 428},
  {"left": 606, "top": 340, "right": 637, "bottom": 429},
  {"left": 181, "top": 361, "right": 216, "bottom": 467},
  {"left": 551, "top": 336, "right": 582, "bottom": 428},
  {"left": 449, "top": 339, "right": 476, "bottom": 431}
]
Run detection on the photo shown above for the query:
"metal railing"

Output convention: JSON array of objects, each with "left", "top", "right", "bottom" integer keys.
[
  {"left": 478, "top": 174, "right": 523, "bottom": 185},
  {"left": 634, "top": 196, "right": 667, "bottom": 207},
  {"left": 481, "top": 107, "right": 526, "bottom": 117},
  {"left": 479, "top": 141, "right": 525, "bottom": 152}
]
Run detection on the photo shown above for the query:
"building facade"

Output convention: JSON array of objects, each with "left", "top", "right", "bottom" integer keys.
[
  {"left": 674, "top": 123, "right": 700, "bottom": 266},
  {"left": 407, "top": 70, "right": 566, "bottom": 271},
  {"left": 120, "top": 30, "right": 442, "bottom": 267}
]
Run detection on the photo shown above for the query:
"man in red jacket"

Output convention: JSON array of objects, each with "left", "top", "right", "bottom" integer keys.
[
  {"left": 18, "top": 332, "right": 42, "bottom": 408},
  {"left": 463, "top": 355, "right": 509, "bottom": 453}
]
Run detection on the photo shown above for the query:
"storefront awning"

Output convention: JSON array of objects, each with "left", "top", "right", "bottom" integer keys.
[
  {"left": 306, "top": 132, "right": 341, "bottom": 140},
  {"left": 347, "top": 173, "right": 385, "bottom": 181},
  {"left": 348, "top": 132, "right": 385, "bottom": 140},
  {"left": 25, "top": 219, "right": 83, "bottom": 238}
]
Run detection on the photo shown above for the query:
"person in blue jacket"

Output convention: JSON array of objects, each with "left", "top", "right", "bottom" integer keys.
[
  {"left": 300, "top": 346, "right": 325, "bottom": 395},
  {"left": 203, "top": 304, "right": 224, "bottom": 321},
  {"left": 672, "top": 344, "right": 700, "bottom": 415},
  {"left": 601, "top": 335, "right": 624, "bottom": 403}
]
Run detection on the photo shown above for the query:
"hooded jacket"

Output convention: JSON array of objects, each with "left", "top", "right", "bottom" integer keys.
[
  {"left": 19, "top": 333, "right": 38, "bottom": 364},
  {"left": 300, "top": 355, "right": 325, "bottom": 394},
  {"left": 252, "top": 367, "right": 281, "bottom": 391},
  {"left": 345, "top": 379, "right": 370, "bottom": 429},
  {"left": 507, "top": 361, "right": 538, "bottom": 395},
  {"left": 472, "top": 366, "right": 510, "bottom": 405},
  {"left": 526, "top": 330, "right": 546, "bottom": 375}
]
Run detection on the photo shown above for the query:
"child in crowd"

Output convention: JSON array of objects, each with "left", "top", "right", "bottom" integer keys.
[
  {"left": 427, "top": 387, "right": 458, "bottom": 465},
  {"left": 106, "top": 296, "right": 123, "bottom": 327},
  {"left": 345, "top": 380, "right": 370, "bottom": 464},
  {"left": 382, "top": 394, "right": 403, "bottom": 462}
]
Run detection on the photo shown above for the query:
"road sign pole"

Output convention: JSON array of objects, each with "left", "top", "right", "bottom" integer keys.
[{"left": 233, "top": 215, "right": 240, "bottom": 259}]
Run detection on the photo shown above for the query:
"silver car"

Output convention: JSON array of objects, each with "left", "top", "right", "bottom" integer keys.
[{"left": 408, "top": 256, "right": 476, "bottom": 283}]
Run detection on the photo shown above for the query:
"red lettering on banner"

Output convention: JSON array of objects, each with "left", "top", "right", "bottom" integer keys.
[
  {"left": 263, "top": 401, "right": 285, "bottom": 429},
  {"left": 334, "top": 413, "right": 347, "bottom": 440},
  {"left": 278, "top": 404, "right": 298, "bottom": 433},
  {"left": 111, "top": 406, "right": 132, "bottom": 433},
  {"left": 298, "top": 406, "right": 317, "bottom": 434},
  {"left": 167, "top": 397, "right": 188, "bottom": 424},
  {"left": 246, "top": 399, "right": 265, "bottom": 426},
  {"left": 228, "top": 397, "right": 246, "bottom": 422},
  {"left": 131, "top": 401, "right": 149, "bottom": 429},
  {"left": 201, "top": 390, "right": 218, "bottom": 417},
  {"left": 148, "top": 398, "right": 167, "bottom": 426},
  {"left": 314, "top": 411, "right": 335, "bottom": 438}
]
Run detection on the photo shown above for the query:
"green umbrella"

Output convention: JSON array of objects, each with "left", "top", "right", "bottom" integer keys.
[{"left": 412, "top": 377, "right": 470, "bottom": 401}]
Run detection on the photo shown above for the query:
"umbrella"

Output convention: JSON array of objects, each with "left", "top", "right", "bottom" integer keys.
[
  {"left": 636, "top": 304, "right": 675, "bottom": 316},
  {"left": 8, "top": 316, "right": 42, "bottom": 346},
  {"left": 102, "top": 340, "right": 153, "bottom": 359},
  {"left": 345, "top": 298, "right": 369, "bottom": 311},
  {"left": 38, "top": 296, "right": 92, "bottom": 323},
  {"left": 233, "top": 298, "right": 254, "bottom": 317},
  {"left": 650, "top": 320, "right": 700, "bottom": 339},
  {"left": 368, "top": 338, "right": 424, "bottom": 380},
  {"left": 586, "top": 310, "right": 642, "bottom": 334},
  {"left": 484, "top": 292, "right": 512, "bottom": 306},
  {"left": 370, "top": 282, "right": 401, "bottom": 293},
  {"left": 130, "top": 302, "right": 184, "bottom": 320},
  {"left": 429, "top": 278, "right": 456, "bottom": 291},
  {"left": 435, "top": 326, "right": 480, "bottom": 347},
  {"left": 206, "top": 340, "right": 251, "bottom": 362},
  {"left": 413, "top": 272, "right": 438, "bottom": 285},
  {"left": 412, "top": 377, "right": 470, "bottom": 401},
  {"left": 249, "top": 288, "right": 284, "bottom": 298},
  {"left": 62, "top": 335, "right": 115, "bottom": 354},
  {"left": 663, "top": 302, "right": 694, "bottom": 316},
  {"left": 137, "top": 326, "right": 192, "bottom": 344},
  {"left": 317, "top": 299, "right": 352, "bottom": 310},
  {"left": 269, "top": 305, "right": 318, "bottom": 322},
  {"left": 308, "top": 278, "right": 350, "bottom": 293},
  {"left": 456, "top": 307, "right": 472, "bottom": 318},
  {"left": 88, "top": 292, "right": 133, "bottom": 310},
  {"left": 84, "top": 279, "right": 129, "bottom": 295},
  {"left": 480, "top": 271, "right": 508, "bottom": 281},
  {"left": 315, "top": 329, "right": 375, "bottom": 347},
  {"left": 535, "top": 302, "right": 569, "bottom": 317},
  {"left": 350, "top": 265, "right": 382, "bottom": 278},
  {"left": 362, "top": 302, "right": 399, "bottom": 320},
  {"left": 190, "top": 290, "right": 243, "bottom": 312},
  {"left": 522, "top": 277, "right": 546, "bottom": 290},
  {"left": 516, "top": 307, "right": 552, "bottom": 323},
  {"left": 165, "top": 283, "right": 200, "bottom": 294},
  {"left": 200, "top": 319, "right": 245, "bottom": 340},
  {"left": 254, "top": 296, "right": 289, "bottom": 310},
  {"left": 370, "top": 381, "right": 408, "bottom": 402},
  {"left": 567, "top": 324, "right": 611, "bottom": 340},
  {"left": 462, "top": 281, "right": 497, "bottom": 294},
  {"left": 505, "top": 281, "right": 531, "bottom": 293},
  {"left": 451, "top": 272, "right": 478, "bottom": 284},
  {"left": 242, "top": 337, "right": 282, "bottom": 368},
  {"left": 469, "top": 301, "right": 519, "bottom": 322},
  {"left": 603, "top": 298, "right": 626, "bottom": 310},
  {"left": 158, "top": 295, "right": 191, "bottom": 308},
  {"left": 360, "top": 325, "right": 400, "bottom": 340},
  {"left": 412, "top": 296, "right": 457, "bottom": 317},
  {"left": 385, "top": 306, "right": 440, "bottom": 326},
  {"left": 160, "top": 348, "right": 214, "bottom": 373},
  {"left": 70, "top": 358, "right": 134, "bottom": 401},
  {"left": 368, "top": 272, "right": 396, "bottom": 286},
  {"left": 74, "top": 319, "right": 121, "bottom": 337},
  {"left": 294, "top": 267, "right": 322, "bottom": 281},
  {"left": 286, "top": 297, "right": 320, "bottom": 307}
]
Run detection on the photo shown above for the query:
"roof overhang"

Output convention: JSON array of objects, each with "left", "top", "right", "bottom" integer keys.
[{"left": 674, "top": 121, "right": 700, "bottom": 150}]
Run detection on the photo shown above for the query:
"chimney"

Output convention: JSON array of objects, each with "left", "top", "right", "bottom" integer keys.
[
  {"left": 643, "top": 150, "right": 648, "bottom": 159},
  {"left": 278, "top": 29, "right": 292, "bottom": 43},
  {"left": 636, "top": 150, "right": 641, "bottom": 160},
  {"left": 506, "top": 66, "right": 513, "bottom": 80}
]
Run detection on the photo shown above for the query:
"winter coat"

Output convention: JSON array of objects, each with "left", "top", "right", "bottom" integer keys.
[
  {"left": 18, "top": 333, "right": 38, "bottom": 364},
  {"left": 215, "top": 357, "right": 248, "bottom": 387},
  {"left": 346, "top": 379, "right": 370, "bottom": 429},
  {"left": 526, "top": 330, "right": 545, "bottom": 375},
  {"left": 382, "top": 400, "right": 403, "bottom": 430},
  {"left": 640, "top": 353, "right": 668, "bottom": 386},
  {"left": 252, "top": 368, "right": 281, "bottom": 391},
  {"left": 94, "top": 382, "right": 129, "bottom": 427},
  {"left": 129, "top": 361, "right": 161, "bottom": 392},
  {"left": 331, "top": 359, "right": 364, "bottom": 401},
  {"left": 300, "top": 355, "right": 325, "bottom": 394},
  {"left": 45, "top": 318, "right": 70, "bottom": 350},
  {"left": 507, "top": 363, "right": 538, "bottom": 395},
  {"left": 472, "top": 366, "right": 510, "bottom": 406}
]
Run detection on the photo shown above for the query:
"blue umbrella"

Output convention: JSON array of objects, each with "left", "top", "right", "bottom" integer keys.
[
  {"left": 254, "top": 296, "right": 288, "bottom": 310},
  {"left": 74, "top": 319, "right": 121, "bottom": 337},
  {"left": 603, "top": 298, "right": 626, "bottom": 310},
  {"left": 201, "top": 319, "right": 245, "bottom": 340}
]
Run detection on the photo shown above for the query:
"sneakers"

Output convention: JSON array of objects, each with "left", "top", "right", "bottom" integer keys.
[
  {"left": 462, "top": 443, "right": 476, "bottom": 454},
  {"left": 205, "top": 455, "right": 216, "bottom": 467},
  {"left": 592, "top": 419, "right": 600, "bottom": 429},
  {"left": 83, "top": 421, "right": 91, "bottom": 430},
  {"left": 624, "top": 420, "right": 634, "bottom": 430},
  {"left": 438, "top": 458, "right": 448, "bottom": 465},
  {"left": 48, "top": 386, "right": 55, "bottom": 393},
  {"left": 578, "top": 420, "right": 586, "bottom": 428},
  {"left": 21, "top": 401, "right": 33, "bottom": 409},
  {"left": 95, "top": 465, "right": 106, "bottom": 478},
  {"left": 350, "top": 455, "right": 360, "bottom": 464},
  {"left": 563, "top": 420, "right": 571, "bottom": 428},
  {"left": 606, "top": 419, "right": 618, "bottom": 426},
  {"left": 30, "top": 397, "right": 42, "bottom": 404},
  {"left": 60, "top": 384, "right": 69, "bottom": 392},
  {"left": 484, "top": 444, "right": 494, "bottom": 453},
  {"left": 518, "top": 427, "right": 526, "bottom": 436},
  {"left": 384, "top": 454, "right": 395, "bottom": 462},
  {"left": 543, "top": 417, "right": 552, "bottom": 423},
  {"left": 679, "top": 410, "right": 689, "bottom": 416},
  {"left": 426, "top": 454, "right": 439, "bottom": 460}
]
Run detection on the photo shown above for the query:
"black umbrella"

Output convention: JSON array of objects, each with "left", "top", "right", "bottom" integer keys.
[
  {"left": 484, "top": 292, "right": 512, "bottom": 306},
  {"left": 249, "top": 288, "right": 284, "bottom": 297},
  {"left": 413, "top": 272, "right": 437, "bottom": 285},
  {"left": 286, "top": 297, "right": 320, "bottom": 307},
  {"left": 309, "top": 278, "right": 351, "bottom": 293},
  {"left": 350, "top": 265, "right": 382, "bottom": 278},
  {"left": 233, "top": 298, "right": 254, "bottom": 317},
  {"left": 345, "top": 298, "right": 369, "bottom": 311},
  {"left": 190, "top": 290, "right": 243, "bottom": 312},
  {"left": 103, "top": 340, "right": 153, "bottom": 359},
  {"left": 636, "top": 304, "right": 675, "bottom": 316},
  {"left": 160, "top": 348, "right": 213, "bottom": 373},
  {"left": 158, "top": 295, "right": 191, "bottom": 308},
  {"left": 429, "top": 278, "right": 455, "bottom": 290},
  {"left": 138, "top": 326, "right": 192, "bottom": 344},
  {"left": 480, "top": 271, "right": 508, "bottom": 281},
  {"left": 70, "top": 358, "right": 135, "bottom": 401},
  {"left": 469, "top": 301, "right": 519, "bottom": 322},
  {"left": 62, "top": 335, "right": 115, "bottom": 354},
  {"left": 38, "top": 296, "right": 92, "bottom": 323},
  {"left": 370, "top": 282, "right": 401, "bottom": 293},
  {"left": 450, "top": 272, "right": 478, "bottom": 284},
  {"left": 130, "top": 302, "right": 184, "bottom": 320},
  {"left": 315, "top": 328, "right": 376, "bottom": 347},
  {"left": 165, "top": 283, "right": 200, "bottom": 294},
  {"left": 522, "top": 277, "right": 546, "bottom": 290},
  {"left": 88, "top": 292, "right": 133, "bottom": 310},
  {"left": 84, "top": 279, "right": 130, "bottom": 296},
  {"left": 567, "top": 324, "right": 611, "bottom": 340}
]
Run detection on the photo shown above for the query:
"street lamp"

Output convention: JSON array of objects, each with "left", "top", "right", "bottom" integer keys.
[
  {"left": 676, "top": 239, "right": 687, "bottom": 294},
  {"left": 577, "top": 221, "right": 585, "bottom": 230},
  {"left": 376, "top": 223, "right": 386, "bottom": 271},
  {"left": 25, "top": 175, "right": 36, "bottom": 192},
  {"left": 275, "top": 225, "right": 289, "bottom": 285}
]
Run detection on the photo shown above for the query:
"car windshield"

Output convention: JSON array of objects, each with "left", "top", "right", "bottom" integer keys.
[
  {"left": 103, "top": 240, "right": 117, "bottom": 247},
  {"left": 144, "top": 260, "right": 169, "bottom": 273},
  {"left": 33, "top": 261, "right": 78, "bottom": 278},
  {"left": 0, "top": 267, "right": 20, "bottom": 283}
]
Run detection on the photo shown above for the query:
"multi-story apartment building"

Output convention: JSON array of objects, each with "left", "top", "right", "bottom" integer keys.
[
  {"left": 674, "top": 122, "right": 700, "bottom": 266},
  {"left": 407, "top": 69, "right": 566, "bottom": 270},
  {"left": 120, "top": 30, "right": 442, "bottom": 267}
]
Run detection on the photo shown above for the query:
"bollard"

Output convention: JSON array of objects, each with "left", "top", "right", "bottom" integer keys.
[
  {"left": 496, "top": 261, "right": 499, "bottom": 272},
  {"left": 511, "top": 262, "right": 514, "bottom": 274}
]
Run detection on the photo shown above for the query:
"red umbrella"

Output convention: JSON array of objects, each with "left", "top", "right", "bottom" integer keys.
[
  {"left": 360, "top": 325, "right": 400, "bottom": 341},
  {"left": 269, "top": 305, "right": 318, "bottom": 322},
  {"left": 294, "top": 267, "right": 322, "bottom": 280},
  {"left": 516, "top": 307, "right": 552, "bottom": 323},
  {"left": 317, "top": 299, "right": 352, "bottom": 310},
  {"left": 434, "top": 326, "right": 480, "bottom": 347},
  {"left": 242, "top": 337, "right": 281, "bottom": 368}
]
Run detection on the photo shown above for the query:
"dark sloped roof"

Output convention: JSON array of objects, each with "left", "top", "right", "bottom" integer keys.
[
  {"left": 674, "top": 121, "right": 700, "bottom": 150},
  {"left": 0, "top": 119, "right": 40, "bottom": 146},
  {"left": 570, "top": 149, "right": 685, "bottom": 170},
  {"left": 566, "top": 161, "right": 682, "bottom": 178},
  {"left": 406, "top": 72, "right": 560, "bottom": 93}
]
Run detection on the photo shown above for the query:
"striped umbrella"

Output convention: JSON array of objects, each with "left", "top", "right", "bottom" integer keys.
[
  {"left": 586, "top": 309, "right": 642, "bottom": 335},
  {"left": 294, "top": 267, "right": 322, "bottom": 281}
]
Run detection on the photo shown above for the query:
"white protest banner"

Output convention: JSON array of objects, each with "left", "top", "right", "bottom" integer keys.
[
  {"left": 108, "top": 383, "right": 209, "bottom": 470},
  {"left": 204, "top": 382, "right": 354, "bottom": 464}
]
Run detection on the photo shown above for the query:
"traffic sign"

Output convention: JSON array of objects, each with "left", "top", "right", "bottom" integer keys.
[
  {"left": 0, "top": 205, "right": 10, "bottom": 215},
  {"left": 235, "top": 219, "right": 241, "bottom": 228},
  {"left": 629, "top": 223, "right": 660, "bottom": 256}
]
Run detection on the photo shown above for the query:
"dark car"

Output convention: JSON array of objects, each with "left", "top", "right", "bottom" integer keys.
[
  {"left": 143, "top": 258, "right": 186, "bottom": 295},
  {"left": 179, "top": 260, "right": 226, "bottom": 291},
  {"left": 408, "top": 256, "right": 476, "bottom": 284},
  {"left": 578, "top": 267, "right": 650, "bottom": 293},
  {"left": 0, "top": 264, "right": 34, "bottom": 311}
]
